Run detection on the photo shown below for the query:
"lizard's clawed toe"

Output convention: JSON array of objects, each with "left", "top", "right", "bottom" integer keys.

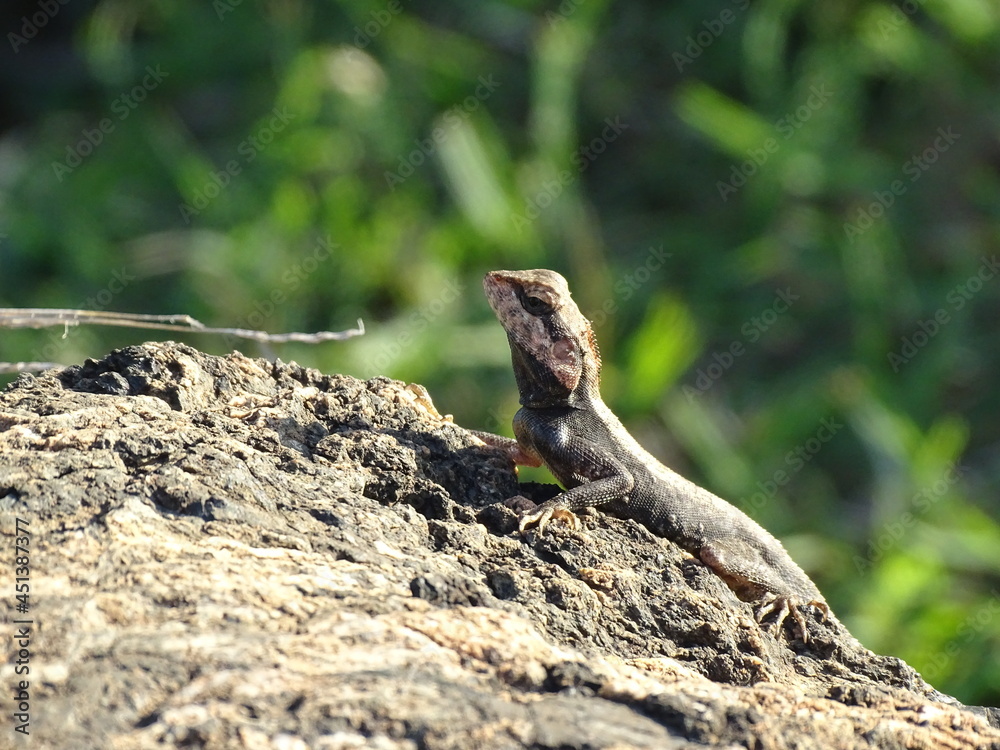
[
  {"left": 518, "top": 505, "right": 580, "bottom": 534},
  {"left": 754, "top": 595, "right": 829, "bottom": 643},
  {"left": 755, "top": 594, "right": 814, "bottom": 643}
]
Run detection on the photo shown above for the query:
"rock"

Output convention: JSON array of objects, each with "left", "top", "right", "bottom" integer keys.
[{"left": 0, "top": 341, "right": 997, "bottom": 749}]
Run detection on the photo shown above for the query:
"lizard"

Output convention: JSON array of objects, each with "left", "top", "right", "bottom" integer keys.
[{"left": 477, "top": 268, "right": 830, "bottom": 642}]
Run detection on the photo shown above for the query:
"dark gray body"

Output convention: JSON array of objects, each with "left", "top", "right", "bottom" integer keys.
[{"left": 513, "top": 397, "right": 824, "bottom": 605}]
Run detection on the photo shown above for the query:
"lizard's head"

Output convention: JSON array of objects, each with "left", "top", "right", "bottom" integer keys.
[{"left": 483, "top": 269, "right": 600, "bottom": 407}]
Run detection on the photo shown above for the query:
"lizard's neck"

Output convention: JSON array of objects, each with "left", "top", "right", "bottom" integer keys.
[{"left": 509, "top": 334, "right": 602, "bottom": 411}]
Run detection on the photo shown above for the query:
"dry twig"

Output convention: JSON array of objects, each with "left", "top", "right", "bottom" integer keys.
[{"left": 0, "top": 308, "right": 365, "bottom": 374}]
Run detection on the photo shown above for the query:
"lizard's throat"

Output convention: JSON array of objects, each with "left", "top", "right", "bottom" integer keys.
[{"left": 509, "top": 339, "right": 598, "bottom": 408}]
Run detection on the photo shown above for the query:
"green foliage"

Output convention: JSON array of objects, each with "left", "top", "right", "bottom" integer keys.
[{"left": 2, "top": 0, "right": 999, "bottom": 704}]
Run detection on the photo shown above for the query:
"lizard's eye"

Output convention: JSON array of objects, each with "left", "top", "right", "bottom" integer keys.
[{"left": 521, "top": 294, "right": 553, "bottom": 316}]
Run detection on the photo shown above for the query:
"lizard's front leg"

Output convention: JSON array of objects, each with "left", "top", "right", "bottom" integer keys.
[
  {"left": 467, "top": 429, "right": 543, "bottom": 468},
  {"left": 518, "top": 435, "right": 635, "bottom": 534}
]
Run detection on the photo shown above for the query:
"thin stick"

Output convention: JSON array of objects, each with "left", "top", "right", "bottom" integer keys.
[
  {"left": 0, "top": 308, "right": 365, "bottom": 374},
  {"left": 0, "top": 361, "right": 63, "bottom": 375}
]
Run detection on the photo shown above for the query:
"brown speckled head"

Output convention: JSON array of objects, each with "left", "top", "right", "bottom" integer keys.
[{"left": 483, "top": 270, "right": 600, "bottom": 404}]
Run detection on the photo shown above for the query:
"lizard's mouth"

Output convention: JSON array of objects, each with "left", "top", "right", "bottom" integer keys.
[
  {"left": 482, "top": 270, "right": 519, "bottom": 319},
  {"left": 482, "top": 269, "right": 514, "bottom": 293}
]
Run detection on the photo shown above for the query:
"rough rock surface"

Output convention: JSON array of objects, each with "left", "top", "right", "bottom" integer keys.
[{"left": 0, "top": 341, "right": 997, "bottom": 749}]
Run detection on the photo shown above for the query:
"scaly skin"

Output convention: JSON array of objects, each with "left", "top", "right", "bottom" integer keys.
[{"left": 481, "top": 269, "right": 829, "bottom": 642}]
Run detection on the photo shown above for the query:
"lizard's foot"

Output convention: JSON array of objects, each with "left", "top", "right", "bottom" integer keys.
[
  {"left": 755, "top": 594, "right": 828, "bottom": 643},
  {"left": 518, "top": 502, "right": 580, "bottom": 534}
]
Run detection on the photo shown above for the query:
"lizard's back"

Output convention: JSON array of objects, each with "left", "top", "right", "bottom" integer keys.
[{"left": 523, "top": 398, "right": 824, "bottom": 604}]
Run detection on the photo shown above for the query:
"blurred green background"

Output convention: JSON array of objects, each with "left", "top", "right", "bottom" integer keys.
[{"left": 1, "top": 0, "right": 999, "bottom": 704}]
